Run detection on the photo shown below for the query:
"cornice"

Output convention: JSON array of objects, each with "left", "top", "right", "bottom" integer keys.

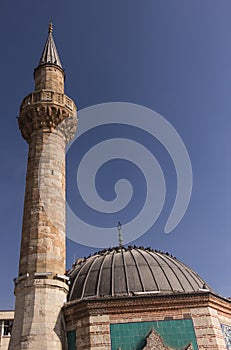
[{"left": 64, "top": 292, "right": 231, "bottom": 323}]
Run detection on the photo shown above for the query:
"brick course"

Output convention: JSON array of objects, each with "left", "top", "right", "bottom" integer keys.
[{"left": 64, "top": 292, "right": 231, "bottom": 349}]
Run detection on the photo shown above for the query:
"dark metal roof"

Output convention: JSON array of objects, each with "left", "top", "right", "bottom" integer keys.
[
  {"left": 38, "top": 22, "right": 62, "bottom": 68},
  {"left": 67, "top": 247, "right": 211, "bottom": 301}
]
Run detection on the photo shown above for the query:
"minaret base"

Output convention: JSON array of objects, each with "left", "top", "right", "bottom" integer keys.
[{"left": 9, "top": 278, "right": 68, "bottom": 350}]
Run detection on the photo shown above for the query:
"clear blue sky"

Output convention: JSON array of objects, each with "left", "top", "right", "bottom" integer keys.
[{"left": 0, "top": 1, "right": 230, "bottom": 309}]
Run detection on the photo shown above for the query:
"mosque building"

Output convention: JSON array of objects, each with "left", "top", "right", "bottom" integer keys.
[{"left": 1, "top": 24, "right": 231, "bottom": 350}]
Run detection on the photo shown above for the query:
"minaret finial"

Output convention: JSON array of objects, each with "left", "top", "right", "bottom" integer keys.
[
  {"left": 117, "top": 222, "right": 123, "bottom": 248},
  {"left": 37, "top": 21, "right": 62, "bottom": 68},
  {"left": 49, "top": 22, "right": 53, "bottom": 34}
]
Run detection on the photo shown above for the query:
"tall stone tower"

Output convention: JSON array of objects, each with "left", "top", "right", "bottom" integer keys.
[{"left": 9, "top": 23, "right": 77, "bottom": 349}]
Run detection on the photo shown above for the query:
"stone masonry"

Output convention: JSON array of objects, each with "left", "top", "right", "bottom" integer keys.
[
  {"left": 8, "top": 25, "right": 77, "bottom": 350},
  {"left": 64, "top": 292, "right": 231, "bottom": 349}
]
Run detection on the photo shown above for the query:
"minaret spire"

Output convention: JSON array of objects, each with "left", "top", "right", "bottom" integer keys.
[
  {"left": 38, "top": 21, "right": 62, "bottom": 68},
  {"left": 9, "top": 24, "right": 77, "bottom": 350}
]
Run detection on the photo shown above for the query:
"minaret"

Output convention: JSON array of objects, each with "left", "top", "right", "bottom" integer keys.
[{"left": 9, "top": 23, "right": 77, "bottom": 349}]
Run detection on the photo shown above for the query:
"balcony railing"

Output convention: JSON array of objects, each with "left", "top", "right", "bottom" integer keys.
[{"left": 20, "top": 90, "right": 75, "bottom": 111}]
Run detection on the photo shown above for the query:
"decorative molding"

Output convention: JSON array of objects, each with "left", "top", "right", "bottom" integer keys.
[
  {"left": 142, "top": 328, "right": 174, "bottom": 350},
  {"left": 142, "top": 328, "right": 194, "bottom": 350},
  {"left": 65, "top": 291, "right": 231, "bottom": 324},
  {"left": 20, "top": 90, "right": 75, "bottom": 111},
  {"left": 18, "top": 104, "right": 77, "bottom": 143}
]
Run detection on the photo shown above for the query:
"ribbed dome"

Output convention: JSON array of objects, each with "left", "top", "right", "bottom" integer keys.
[{"left": 67, "top": 247, "right": 210, "bottom": 301}]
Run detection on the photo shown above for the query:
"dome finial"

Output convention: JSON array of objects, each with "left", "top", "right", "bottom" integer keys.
[
  {"left": 117, "top": 222, "right": 123, "bottom": 248},
  {"left": 49, "top": 22, "right": 53, "bottom": 34}
]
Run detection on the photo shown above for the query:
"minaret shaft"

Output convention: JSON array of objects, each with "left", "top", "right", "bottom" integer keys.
[
  {"left": 19, "top": 130, "right": 66, "bottom": 275},
  {"left": 9, "top": 24, "right": 77, "bottom": 350},
  {"left": 34, "top": 64, "right": 64, "bottom": 93}
]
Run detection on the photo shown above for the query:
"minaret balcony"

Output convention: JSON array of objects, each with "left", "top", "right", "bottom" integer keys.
[
  {"left": 20, "top": 90, "right": 75, "bottom": 112},
  {"left": 18, "top": 89, "right": 77, "bottom": 143}
]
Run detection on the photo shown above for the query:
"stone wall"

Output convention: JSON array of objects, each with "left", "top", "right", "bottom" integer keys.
[{"left": 64, "top": 292, "right": 231, "bottom": 350}]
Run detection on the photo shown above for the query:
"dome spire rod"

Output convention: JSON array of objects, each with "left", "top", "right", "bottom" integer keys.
[{"left": 117, "top": 221, "right": 123, "bottom": 248}]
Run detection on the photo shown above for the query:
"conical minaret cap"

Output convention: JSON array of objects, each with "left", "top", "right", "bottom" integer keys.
[{"left": 38, "top": 22, "right": 62, "bottom": 68}]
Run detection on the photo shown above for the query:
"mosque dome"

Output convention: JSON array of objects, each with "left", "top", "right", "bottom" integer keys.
[{"left": 67, "top": 246, "right": 210, "bottom": 301}]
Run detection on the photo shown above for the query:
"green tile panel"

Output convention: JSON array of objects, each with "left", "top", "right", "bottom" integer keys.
[
  {"left": 110, "top": 319, "right": 198, "bottom": 350},
  {"left": 67, "top": 330, "right": 76, "bottom": 350}
]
